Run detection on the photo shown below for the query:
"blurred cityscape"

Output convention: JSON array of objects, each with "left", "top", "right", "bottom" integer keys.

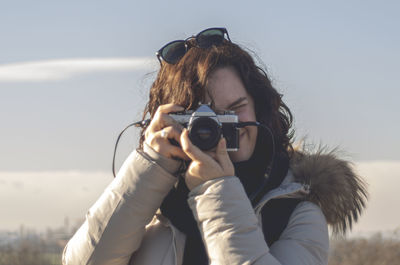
[
  {"left": 0, "top": 218, "right": 399, "bottom": 265},
  {"left": 0, "top": 217, "right": 82, "bottom": 265}
]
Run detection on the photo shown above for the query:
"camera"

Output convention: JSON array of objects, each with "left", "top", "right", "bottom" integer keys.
[{"left": 169, "top": 104, "right": 239, "bottom": 151}]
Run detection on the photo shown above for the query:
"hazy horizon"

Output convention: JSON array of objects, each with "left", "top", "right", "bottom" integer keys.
[{"left": 2, "top": 160, "right": 399, "bottom": 238}]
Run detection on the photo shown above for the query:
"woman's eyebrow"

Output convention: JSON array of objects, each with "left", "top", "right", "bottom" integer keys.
[{"left": 226, "top": 97, "right": 247, "bottom": 109}]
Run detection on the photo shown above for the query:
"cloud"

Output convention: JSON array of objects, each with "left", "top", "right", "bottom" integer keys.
[{"left": 0, "top": 57, "right": 157, "bottom": 82}]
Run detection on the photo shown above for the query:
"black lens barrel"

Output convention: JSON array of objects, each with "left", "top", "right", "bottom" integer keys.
[{"left": 188, "top": 117, "right": 222, "bottom": 151}]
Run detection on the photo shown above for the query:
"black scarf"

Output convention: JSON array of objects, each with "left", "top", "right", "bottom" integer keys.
[{"left": 160, "top": 132, "right": 289, "bottom": 265}]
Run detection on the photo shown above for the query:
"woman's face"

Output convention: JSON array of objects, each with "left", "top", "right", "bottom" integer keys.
[{"left": 205, "top": 67, "right": 258, "bottom": 162}]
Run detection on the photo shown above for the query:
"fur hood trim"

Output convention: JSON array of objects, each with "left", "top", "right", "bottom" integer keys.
[{"left": 290, "top": 147, "right": 368, "bottom": 235}]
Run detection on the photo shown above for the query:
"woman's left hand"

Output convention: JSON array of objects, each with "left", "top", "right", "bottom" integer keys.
[{"left": 180, "top": 129, "right": 235, "bottom": 190}]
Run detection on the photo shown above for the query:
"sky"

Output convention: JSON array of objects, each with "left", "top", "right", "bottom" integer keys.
[{"left": 1, "top": 1, "right": 399, "bottom": 236}]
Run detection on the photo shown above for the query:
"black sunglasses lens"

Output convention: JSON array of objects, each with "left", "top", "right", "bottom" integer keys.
[
  {"left": 162, "top": 41, "right": 186, "bottom": 64},
  {"left": 196, "top": 29, "right": 225, "bottom": 48}
]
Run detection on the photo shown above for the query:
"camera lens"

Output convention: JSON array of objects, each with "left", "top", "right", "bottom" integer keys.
[
  {"left": 188, "top": 117, "right": 221, "bottom": 151},
  {"left": 196, "top": 127, "right": 213, "bottom": 140}
]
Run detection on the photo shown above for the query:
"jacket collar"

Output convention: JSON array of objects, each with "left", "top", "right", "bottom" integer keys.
[{"left": 261, "top": 148, "right": 369, "bottom": 235}]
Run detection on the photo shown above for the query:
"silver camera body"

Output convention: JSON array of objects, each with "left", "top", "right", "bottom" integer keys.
[{"left": 169, "top": 104, "right": 239, "bottom": 151}]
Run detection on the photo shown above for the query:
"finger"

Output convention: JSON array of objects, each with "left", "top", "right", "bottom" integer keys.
[
  {"left": 215, "top": 138, "right": 232, "bottom": 170},
  {"left": 204, "top": 150, "right": 217, "bottom": 160},
  {"left": 157, "top": 103, "right": 185, "bottom": 114},
  {"left": 180, "top": 129, "right": 210, "bottom": 162},
  {"left": 147, "top": 104, "right": 184, "bottom": 134},
  {"left": 157, "top": 125, "right": 183, "bottom": 142},
  {"left": 167, "top": 145, "right": 190, "bottom": 160},
  {"left": 160, "top": 125, "right": 186, "bottom": 146},
  {"left": 150, "top": 138, "right": 189, "bottom": 160},
  {"left": 147, "top": 130, "right": 190, "bottom": 161},
  {"left": 147, "top": 126, "right": 179, "bottom": 147},
  {"left": 159, "top": 126, "right": 190, "bottom": 160},
  {"left": 158, "top": 104, "right": 185, "bottom": 131},
  {"left": 147, "top": 112, "right": 183, "bottom": 135}
]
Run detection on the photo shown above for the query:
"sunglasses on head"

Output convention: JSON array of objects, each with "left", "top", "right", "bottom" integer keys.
[{"left": 156, "top": 27, "right": 231, "bottom": 64}]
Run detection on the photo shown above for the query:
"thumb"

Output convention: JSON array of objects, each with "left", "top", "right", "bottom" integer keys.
[
  {"left": 181, "top": 129, "right": 208, "bottom": 162},
  {"left": 215, "top": 137, "right": 233, "bottom": 172}
]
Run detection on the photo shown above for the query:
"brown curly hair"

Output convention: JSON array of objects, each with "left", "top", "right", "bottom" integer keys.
[{"left": 140, "top": 40, "right": 294, "bottom": 157}]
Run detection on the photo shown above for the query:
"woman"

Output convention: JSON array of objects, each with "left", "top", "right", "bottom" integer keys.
[{"left": 63, "top": 27, "right": 367, "bottom": 265}]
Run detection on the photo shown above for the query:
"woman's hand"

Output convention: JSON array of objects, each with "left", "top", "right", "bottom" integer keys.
[
  {"left": 144, "top": 104, "right": 189, "bottom": 160},
  {"left": 181, "top": 129, "right": 234, "bottom": 190}
]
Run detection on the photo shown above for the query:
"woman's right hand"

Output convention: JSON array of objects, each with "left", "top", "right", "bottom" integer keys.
[{"left": 144, "top": 103, "right": 189, "bottom": 160}]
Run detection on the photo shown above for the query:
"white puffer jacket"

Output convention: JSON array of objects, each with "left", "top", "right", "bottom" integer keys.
[{"left": 62, "top": 145, "right": 367, "bottom": 265}]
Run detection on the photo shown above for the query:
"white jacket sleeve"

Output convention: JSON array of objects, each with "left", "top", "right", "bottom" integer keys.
[
  {"left": 188, "top": 176, "right": 329, "bottom": 265},
  {"left": 62, "top": 149, "right": 179, "bottom": 265}
]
